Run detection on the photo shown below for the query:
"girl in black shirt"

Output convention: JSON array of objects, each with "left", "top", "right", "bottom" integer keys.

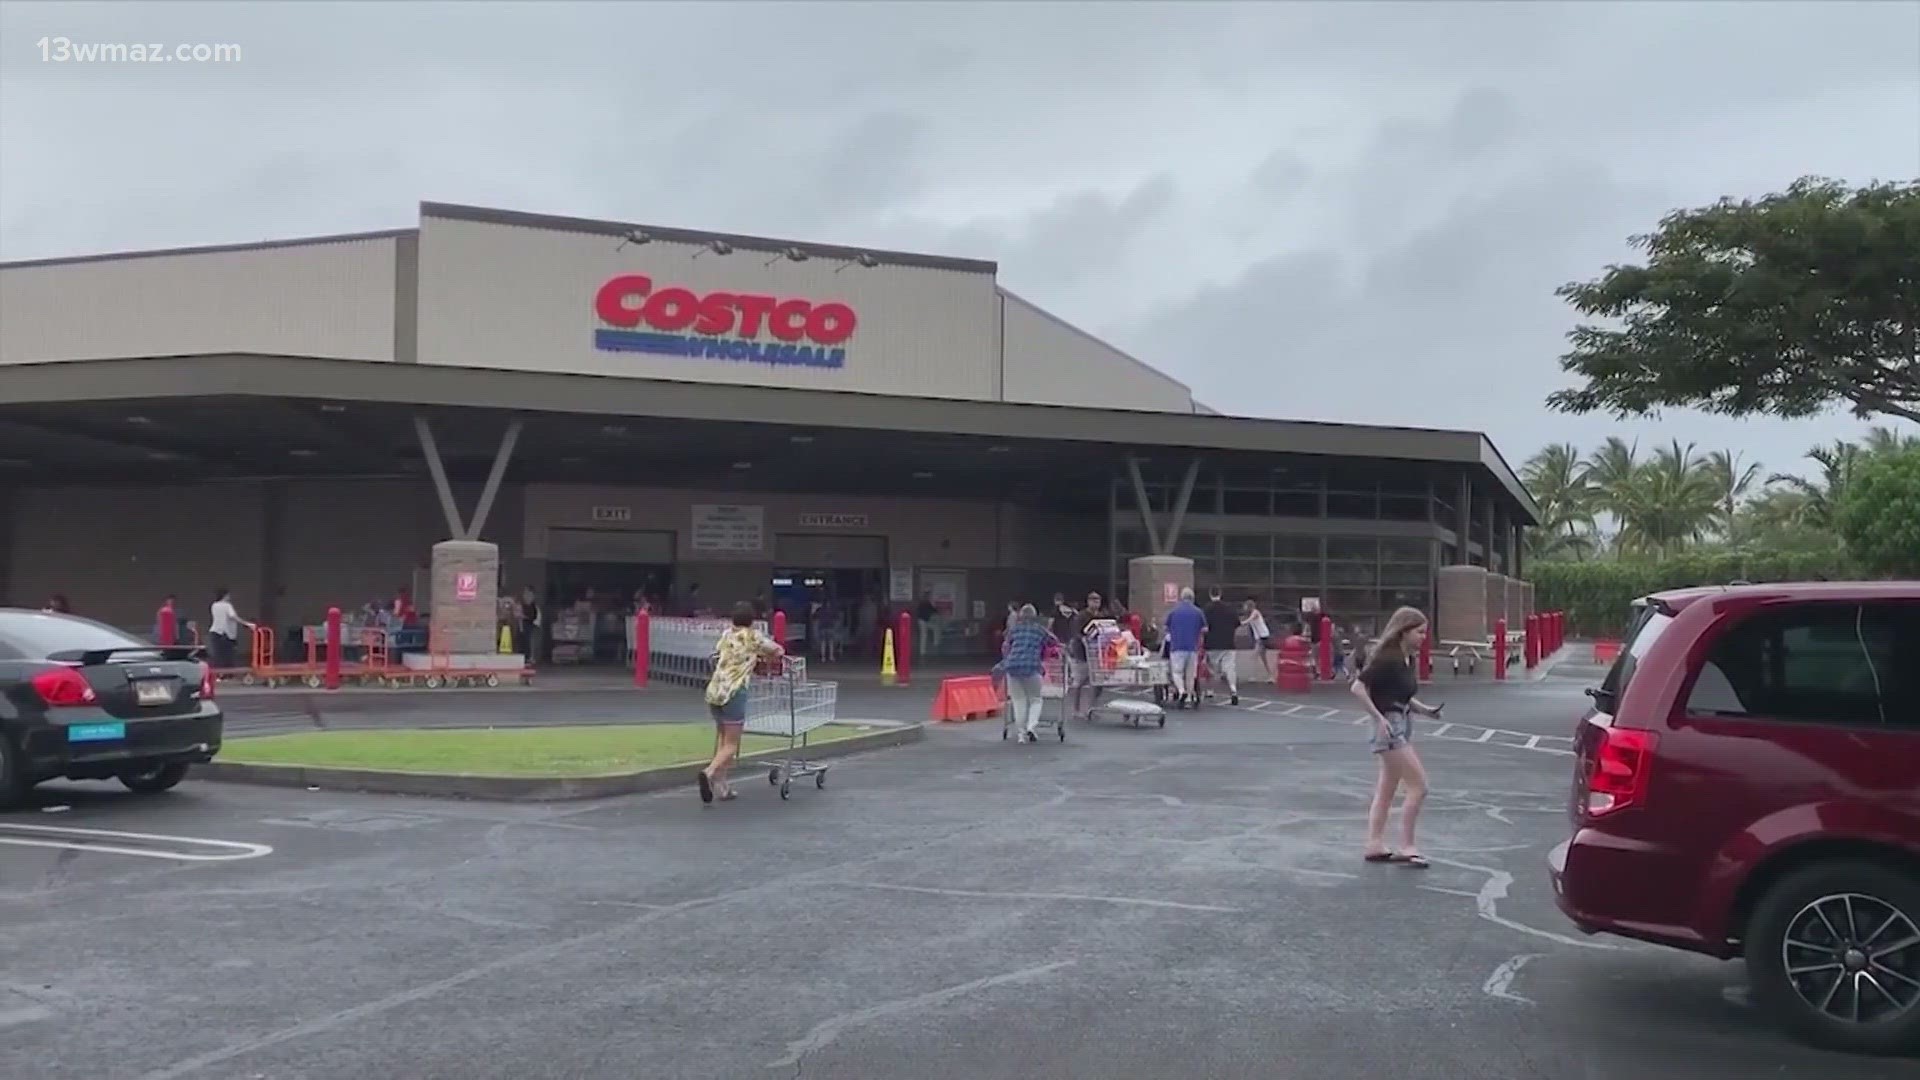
[{"left": 1351, "top": 606, "right": 1442, "bottom": 868}]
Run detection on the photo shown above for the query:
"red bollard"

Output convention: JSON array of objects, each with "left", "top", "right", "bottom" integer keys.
[
  {"left": 156, "top": 601, "right": 177, "bottom": 647},
  {"left": 324, "top": 606, "right": 343, "bottom": 691},
  {"left": 1525, "top": 614, "right": 1539, "bottom": 669},
  {"left": 632, "top": 610, "right": 650, "bottom": 688},
  {"left": 1418, "top": 625, "right": 1432, "bottom": 681},
  {"left": 895, "top": 609, "right": 913, "bottom": 686},
  {"left": 1493, "top": 617, "right": 1509, "bottom": 681},
  {"left": 771, "top": 609, "right": 787, "bottom": 651},
  {"left": 1316, "top": 615, "right": 1334, "bottom": 681}
]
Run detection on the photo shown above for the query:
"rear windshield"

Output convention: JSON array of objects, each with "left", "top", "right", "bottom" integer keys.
[
  {"left": 0, "top": 611, "right": 155, "bottom": 661},
  {"left": 1595, "top": 604, "right": 1674, "bottom": 712}
]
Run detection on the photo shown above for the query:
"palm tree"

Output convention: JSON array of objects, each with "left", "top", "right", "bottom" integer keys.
[
  {"left": 1608, "top": 440, "right": 1721, "bottom": 556},
  {"left": 1766, "top": 440, "right": 1860, "bottom": 531},
  {"left": 1704, "top": 449, "right": 1764, "bottom": 539},
  {"left": 1859, "top": 425, "right": 1920, "bottom": 456},
  {"left": 1520, "top": 443, "right": 1597, "bottom": 559}
]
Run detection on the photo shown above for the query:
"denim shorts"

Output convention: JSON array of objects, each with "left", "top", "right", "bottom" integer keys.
[
  {"left": 709, "top": 688, "right": 746, "bottom": 726},
  {"left": 1369, "top": 709, "right": 1413, "bottom": 754}
]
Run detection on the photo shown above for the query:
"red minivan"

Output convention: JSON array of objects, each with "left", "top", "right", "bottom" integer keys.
[{"left": 1550, "top": 582, "right": 1920, "bottom": 1054}]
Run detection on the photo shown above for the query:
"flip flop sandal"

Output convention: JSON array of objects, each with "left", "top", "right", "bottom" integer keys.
[
  {"left": 1363, "top": 851, "right": 1397, "bottom": 863},
  {"left": 696, "top": 772, "right": 714, "bottom": 804},
  {"left": 1393, "top": 854, "right": 1431, "bottom": 869}
]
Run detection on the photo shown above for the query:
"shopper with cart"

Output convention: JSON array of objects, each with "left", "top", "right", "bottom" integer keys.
[
  {"left": 1163, "top": 587, "right": 1206, "bottom": 709},
  {"left": 699, "top": 601, "right": 785, "bottom": 804},
  {"left": 998, "top": 604, "right": 1054, "bottom": 743}
]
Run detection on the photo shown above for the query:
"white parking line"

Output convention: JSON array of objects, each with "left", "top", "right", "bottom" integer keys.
[
  {"left": 1227, "top": 695, "right": 1576, "bottom": 757},
  {"left": 0, "top": 824, "right": 273, "bottom": 863}
]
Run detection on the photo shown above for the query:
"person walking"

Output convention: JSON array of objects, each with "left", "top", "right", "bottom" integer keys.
[
  {"left": 699, "top": 601, "right": 784, "bottom": 804},
  {"left": 998, "top": 603, "right": 1054, "bottom": 743},
  {"left": 1163, "top": 587, "right": 1206, "bottom": 709},
  {"left": 1243, "top": 599, "right": 1273, "bottom": 680},
  {"left": 1351, "top": 606, "right": 1443, "bottom": 868},
  {"left": 207, "top": 587, "right": 254, "bottom": 672},
  {"left": 1202, "top": 587, "right": 1242, "bottom": 706}
]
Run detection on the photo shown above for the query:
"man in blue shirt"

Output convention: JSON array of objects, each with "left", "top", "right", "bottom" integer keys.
[{"left": 1163, "top": 586, "right": 1207, "bottom": 709}]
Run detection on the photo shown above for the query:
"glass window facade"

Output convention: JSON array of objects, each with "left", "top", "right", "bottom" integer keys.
[{"left": 1110, "top": 465, "right": 1463, "bottom": 633}]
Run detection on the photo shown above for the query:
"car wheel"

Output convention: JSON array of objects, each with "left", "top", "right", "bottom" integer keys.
[
  {"left": 118, "top": 763, "right": 190, "bottom": 795},
  {"left": 1745, "top": 860, "right": 1920, "bottom": 1054},
  {"left": 0, "top": 733, "right": 34, "bottom": 809}
]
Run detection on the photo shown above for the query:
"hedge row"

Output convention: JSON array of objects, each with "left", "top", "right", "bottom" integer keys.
[{"left": 1531, "top": 551, "right": 1860, "bottom": 638}]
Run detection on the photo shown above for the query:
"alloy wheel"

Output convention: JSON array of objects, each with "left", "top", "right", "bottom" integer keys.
[{"left": 1781, "top": 892, "right": 1920, "bottom": 1025}]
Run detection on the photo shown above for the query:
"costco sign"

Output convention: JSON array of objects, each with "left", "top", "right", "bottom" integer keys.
[{"left": 593, "top": 274, "right": 857, "bottom": 369}]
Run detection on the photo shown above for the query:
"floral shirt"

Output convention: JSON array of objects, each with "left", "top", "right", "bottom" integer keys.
[{"left": 706, "top": 626, "right": 776, "bottom": 706}]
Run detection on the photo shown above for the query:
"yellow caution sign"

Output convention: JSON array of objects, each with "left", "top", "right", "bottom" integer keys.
[
  {"left": 880, "top": 627, "right": 897, "bottom": 686},
  {"left": 498, "top": 624, "right": 514, "bottom": 654}
]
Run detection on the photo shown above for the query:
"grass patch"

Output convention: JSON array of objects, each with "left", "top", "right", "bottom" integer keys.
[{"left": 220, "top": 723, "right": 875, "bottom": 778}]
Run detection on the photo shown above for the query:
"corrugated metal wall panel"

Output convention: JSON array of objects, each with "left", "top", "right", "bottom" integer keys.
[
  {"left": 415, "top": 216, "right": 999, "bottom": 401},
  {"left": 0, "top": 238, "right": 401, "bottom": 365},
  {"left": 998, "top": 290, "right": 1192, "bottom": 412}
]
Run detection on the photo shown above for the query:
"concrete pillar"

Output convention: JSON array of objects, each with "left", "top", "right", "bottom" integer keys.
[
  {"left": 1128, "top": 555, "right": 1194, "bottom": 627},
  {"left": 1436, "top": 563, "right": 1490, "bottom": 644},
  {"left": 1455, "top": 474, "right": 1472, "bottom": 565},
  {"left": 430, "top": 540, "right": 500, "bottom": 655}
]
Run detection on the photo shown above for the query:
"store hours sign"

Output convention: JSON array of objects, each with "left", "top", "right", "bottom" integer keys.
[{"left": 690, "top": 504, "right": 765, "bottom": 554}]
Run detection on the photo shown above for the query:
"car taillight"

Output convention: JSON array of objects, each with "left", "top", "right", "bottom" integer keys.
[
  {"left": 199, "top": 662, "right": 216, "bottom": 700},
  {"left": 30, "top": 667, "right": 97, "bottom": 708},
  {"left": 1585, "top": 727, "right": 1658, "bottom": 817}
]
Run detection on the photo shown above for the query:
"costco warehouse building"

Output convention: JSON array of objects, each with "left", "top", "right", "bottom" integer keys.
[{"left": 0, "top": 202, "right": 1539, "bottom": 658}]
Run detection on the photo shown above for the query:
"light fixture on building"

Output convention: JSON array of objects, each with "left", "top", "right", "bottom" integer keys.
[
  {"left": 561, "top": 455, "right": 585, "bottom": 465},
  {"left": 289, "top": 448, "right": 317, "bottom": 458},
  {"left": 146, "top": 449, "right": 183, "bottom": 461},
  {"left": 617, "top": 229, "right": 653, "bottom": 250},
  {"left": 833, "top": 252, "right": 880, "bottom": 273},
  {"left": 0, "top": 457, "right": 28, "bottom": 468},
  {"left": 600, "top": 424, "right": 628, "bottom": 437},
  {"left": 912, "top": 470, "right": 934, "bottom": 480},
  {"left": 126, "top": 415, "right": 153, "bottom": 425},
  {"left": 790, "top": 434, "right": 814, "bottom": 445},
  {"left": 987, "top": 444, "right": 1010, "bottom": 453},
  {"left": 692, "top": 239, "right": 733, "bottom": 261},
  {"left": 764, "top": 245, "right": 810, "bottom": 268},
  {"left": 319, "top": 404, "right": 346, "bottom": 414},
  {"left": 732, "top": 460, "right": 752, "bottom": 470}
]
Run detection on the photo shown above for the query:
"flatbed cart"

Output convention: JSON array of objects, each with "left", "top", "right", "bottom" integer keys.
[
  {"left": 1081, "top": 620, "right": 1168, "bottom": 729},
  {"left": 1004, "top": 656, "right": 1070, "bottom": 742},
  {"left": 745, "top": 658, "right": 840, "bottom": 800}
]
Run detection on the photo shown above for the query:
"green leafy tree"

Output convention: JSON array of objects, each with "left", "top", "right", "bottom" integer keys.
[
  {"left": 1704, "top": 448, "right": 1764, "bottom": 539},
  {"left": 1834, "top": 445, "right": 1920, "bottom": 574},
  {"left": 1608, "top": 441, "right": 1722, "bottom": 556},
  {"left": 1549, "top": 177, "right": 1920, "bottom": 425},
  {"left": 1860, "top": 424, "right": 1920, "bottom": 455}
]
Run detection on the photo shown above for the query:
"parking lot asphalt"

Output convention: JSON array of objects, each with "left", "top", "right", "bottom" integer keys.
[{"left": 2, "top": 679, "right": 1909, "bottom": 1080}]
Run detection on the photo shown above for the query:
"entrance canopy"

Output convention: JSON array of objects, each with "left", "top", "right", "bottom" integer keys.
[{"left": 0, "top": 355, "right": 1538, "bottom": 523}]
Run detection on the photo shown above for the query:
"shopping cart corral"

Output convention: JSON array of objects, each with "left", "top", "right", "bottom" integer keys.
[{"left": 744, "top": 659, "right": 839, "bottom": 800}]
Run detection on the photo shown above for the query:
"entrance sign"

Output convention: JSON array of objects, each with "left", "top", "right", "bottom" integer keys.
[
  {"left": 593, "top": 274, "right": 857, "bottom": 370},
  {"left": 691, "top": 504, "right": 765, "bottom": 554},
  {"left": 798, "top": 512, "right": 869, "bottom": 528},
  {"left": 455, "top": 572, "right": 478, "bottom": 601}
]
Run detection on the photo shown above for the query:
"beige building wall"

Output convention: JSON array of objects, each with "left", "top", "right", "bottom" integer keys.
[
  {"left": 997, "top": 289, "right": 1193, "bottom": 413},
  {"left": 0, "top": 236, "right": 403, "bottom": 366},
  {"left": 414, "top": 214, "right": 1002, "bottom": 401}
]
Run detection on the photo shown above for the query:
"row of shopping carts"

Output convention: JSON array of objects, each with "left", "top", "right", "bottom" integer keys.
[{"left": 220, "top": 625, "right": 532, "bottom": 689}]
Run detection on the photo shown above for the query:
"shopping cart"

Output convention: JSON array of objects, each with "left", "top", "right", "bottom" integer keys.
[
  {"left": 1083, "top": 620, "right": 1168, "bottom": 729},
  {"left": 744, "top": 658, "right": 839, "bottom": 800},
  {"left": 1004, "top": 656, "right": 1070, "bottom": 743}
]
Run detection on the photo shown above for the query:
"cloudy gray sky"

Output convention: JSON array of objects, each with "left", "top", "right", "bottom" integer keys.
[{"left": 4, "top": 0, "right": 1917, "bottom": 480}]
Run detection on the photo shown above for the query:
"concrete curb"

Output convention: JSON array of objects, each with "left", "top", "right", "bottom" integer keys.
[{"left": 193, "top": 723, "right": 924, "bottom": 802}]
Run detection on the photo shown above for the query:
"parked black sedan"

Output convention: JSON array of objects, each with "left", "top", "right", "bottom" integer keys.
[{"left": 0, "top": 608, "right": 222, "bottom": 807}]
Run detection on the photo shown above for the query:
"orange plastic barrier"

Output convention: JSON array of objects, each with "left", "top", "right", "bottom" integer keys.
[
  {"left": 1592, "top": 639, "right": 1622, "bottom": 665},
  {"left": 932, "top": 675, "right": 1003, "bottom": 722}
]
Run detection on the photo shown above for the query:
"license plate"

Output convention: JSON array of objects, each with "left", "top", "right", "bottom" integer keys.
[
  {"left": 134, "top": 680, "right": 174, "bottom": 705},
  {"left": 68, "top": 722, "right": 127, "bottom": 743}
]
